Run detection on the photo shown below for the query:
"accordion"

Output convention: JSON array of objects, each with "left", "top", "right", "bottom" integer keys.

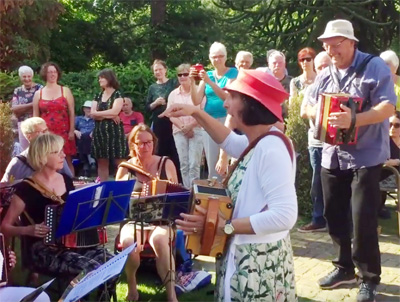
[
  {"left": 44, "top": 205, "right": 107, "bottom": 248},
  {"left": 141, "top": 179, "right": 188, "bottom": 197},
  {"left": 186, "top": 179, "right": 233, "bottom": 258},
  {"left": 314, "top": 93, "right": 363, "bottom": 145},
  {"left": 0, "top": 233, "right": 8, "bottom": 287}
]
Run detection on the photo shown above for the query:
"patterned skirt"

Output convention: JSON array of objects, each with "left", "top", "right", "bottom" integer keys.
[{"left": 216, "top": 235, "right": 297, "bottom": 302}]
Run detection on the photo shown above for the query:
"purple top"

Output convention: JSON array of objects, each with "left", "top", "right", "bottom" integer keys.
[{"left": 309, "top": 50, "right": 396, "bottom": 170}]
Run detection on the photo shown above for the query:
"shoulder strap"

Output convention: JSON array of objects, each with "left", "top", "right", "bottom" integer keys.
[
  {"left": 118, "top": 162, "right": 154, "bottom": 180},
  {"left": 157, "top": 156, "right": 168, "bottom": 178},
  {"left": 224, "top": 130, "right": 294, "bottom": 186},
  {"left": 23, "top": 177, "right": 64, "bottom": 204},
  {"left": 39, "top": 88, "right": 43, "bottom": 99},
  {"left": 16, "top": 155, "right": 34, "bottom": 170}
]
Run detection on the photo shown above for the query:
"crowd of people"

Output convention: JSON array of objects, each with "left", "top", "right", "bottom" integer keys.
[{"left": 0, "top": 18, "right": 399, "bottom": 302}]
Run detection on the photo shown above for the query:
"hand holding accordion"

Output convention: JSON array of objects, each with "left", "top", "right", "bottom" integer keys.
[
  {"left": 314, "top": 93, "right": 363, "bottom": 145},
  {"left": 184, "top": 179, "right": 233, "bottom": 259}
]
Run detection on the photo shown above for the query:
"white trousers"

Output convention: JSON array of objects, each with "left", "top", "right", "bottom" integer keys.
[
  {"left": 202, "top": 116, "right": 226, "bottom": 181},
  {"left": 173, "top": 128, "right": 204, "bottom": 188}
]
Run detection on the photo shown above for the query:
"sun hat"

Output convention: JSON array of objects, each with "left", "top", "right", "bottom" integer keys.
[
  {"left": 224, "top": 69, "right": 289, "bottom": 122},
  {"left": 82, "top": 100, "right": 92, "bottom": 108},
  {"left": 318, "top": 19, "right": 359, "bottom": 42}
]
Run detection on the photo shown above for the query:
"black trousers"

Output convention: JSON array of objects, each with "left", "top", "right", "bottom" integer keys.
[{"left": 321, "top": 164, "right": 382, "bottom": 284}]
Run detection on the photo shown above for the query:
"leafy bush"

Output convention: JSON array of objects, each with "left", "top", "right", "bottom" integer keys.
[
  {"left": 0, "top": 102, "right": 14, "bottom": 179},
  {"left": 285, "top": 95, "right": 313, "bottom": 217}
]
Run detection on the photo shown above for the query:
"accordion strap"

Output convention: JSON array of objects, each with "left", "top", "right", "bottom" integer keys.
[
  {"left": 224, "top": 130, "right": 294, "bottom": 186},
  {"left": 118, "top": 161, "right": 155, "bottom": 181}
]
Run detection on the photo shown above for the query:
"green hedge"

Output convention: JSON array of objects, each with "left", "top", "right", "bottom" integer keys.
[{"left": 285, "top": 95, "right": 313, "bottom": 217}]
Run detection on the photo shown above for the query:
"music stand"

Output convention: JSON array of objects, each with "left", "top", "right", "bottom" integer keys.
[
  {"left": 54, "top": 179, "right": 135, "bottom": 300},
  {"left": 130, "top": 191, "right": 190, "bottom": 298}
]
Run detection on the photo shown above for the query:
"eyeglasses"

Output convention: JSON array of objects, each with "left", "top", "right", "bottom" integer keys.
[
  {"left": 177, "top": 73, "right": 189, "bottom": 77},
  {"left": 50, "top": 149, "right": 65, "bottom": 156},
  {"left": 31, "top": 128, "right": 48, "bottom": 134},
  {"left": 390, "top": 122, "right": 400, "bottom": 129},
  {"left": 322, "top": 38, "right": 347, "bottom": 51},
  {"left": 299, "top": 57, "right": 312, "bottom": 62},
  {"left": 210, "top": 55, "right": 225, "bottom": 60},
  {"left": 134, "top": 140, "right": 153, "bottom": 148}
]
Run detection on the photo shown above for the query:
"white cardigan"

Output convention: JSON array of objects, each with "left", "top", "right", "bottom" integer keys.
[{"left": 220, "top": 128, "right": 298, "bottom": 245}]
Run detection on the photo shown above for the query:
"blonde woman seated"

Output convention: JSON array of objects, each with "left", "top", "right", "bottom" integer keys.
[{"left": 116, "top": 124, "right": 179, "bottom": 302}]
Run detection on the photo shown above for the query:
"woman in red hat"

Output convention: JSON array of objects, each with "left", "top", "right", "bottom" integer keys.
[{"left": 160, "top": 69, "right": 297, "bottom": 302}]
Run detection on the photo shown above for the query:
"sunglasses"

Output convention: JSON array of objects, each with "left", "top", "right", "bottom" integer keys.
[
  {"left": 299, "top": 57, "right": 312, "bottom": 62},
  {"left": 390, "top": 122, "right": 400, "bottom": 129},
  {"left": 178, "top": 73, "right": 189, "bottom": 77}
]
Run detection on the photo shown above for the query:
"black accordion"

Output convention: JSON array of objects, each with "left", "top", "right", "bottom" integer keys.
[{"left": 44, "top": 205, "right": 107, "bottom": 248}]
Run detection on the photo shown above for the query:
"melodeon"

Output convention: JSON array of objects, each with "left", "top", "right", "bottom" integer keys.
[
  {"left": 44, "top": 205, "right": 107, "bottom": 248},
  {"left": 314, "top": 93, "right": 363, "bottom": 145},
  {"left": 141, "top": 179, "right": 188, "bottom": 197},
  {"left": 0, "top": 233, "right": 8, "bottom": 286},
  {"left": 186, "top": 179, "right": 233, "bottom": 258}
]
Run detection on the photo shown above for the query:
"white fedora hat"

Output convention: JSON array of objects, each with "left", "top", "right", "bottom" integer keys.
[
  {"left": 82, "top": 100, "right": 92, "bottom": 108},
  {"left": 318, "top": 19, "right": 359, "bottom": 42}
]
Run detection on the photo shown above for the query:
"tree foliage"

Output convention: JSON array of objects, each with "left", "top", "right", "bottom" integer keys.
[{"left": 0, "top": 0, "right": 63, "bottom": 71}]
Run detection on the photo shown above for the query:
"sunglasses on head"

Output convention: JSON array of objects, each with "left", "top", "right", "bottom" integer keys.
[
  {"left": 390, "top": 122, "right": 400, "bottom": 129},
  {"left": 178, "top": 73, "right": 189, "bottom": 77},
  {"left": 299, "top": 57, "right": 312, "bottom": 62}
]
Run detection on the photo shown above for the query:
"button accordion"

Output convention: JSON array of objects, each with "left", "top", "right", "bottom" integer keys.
[
  {"left": 44, "top": 204, "right": 107, "bottom": 248},
  {"left": 314, "top": 93, "right": 363, "bottom": 145},
  {"left": 186, "top": 179, "right": 233, "bottom": 258}
]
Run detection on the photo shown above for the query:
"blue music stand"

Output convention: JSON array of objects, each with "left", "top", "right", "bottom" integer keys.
[{"left": 56, "top": 180, "right": 135, "bottom": 238}]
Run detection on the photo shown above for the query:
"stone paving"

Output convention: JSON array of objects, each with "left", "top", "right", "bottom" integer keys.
[{"left": 107, "top": 203, "right": 400, "bottom": 302}]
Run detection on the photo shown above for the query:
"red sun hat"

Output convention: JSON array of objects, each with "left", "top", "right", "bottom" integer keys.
[{"left": 224, "top": 69, "right": 289, "bottom": 122}]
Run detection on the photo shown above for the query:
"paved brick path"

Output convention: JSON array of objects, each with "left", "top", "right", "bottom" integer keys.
[{"left": 291, "top": 229, "right": 400, "bottom": 302}]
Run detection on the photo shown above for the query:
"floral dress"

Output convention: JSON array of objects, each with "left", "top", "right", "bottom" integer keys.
[
  {"left": 216, "top": 150, "right": 297, "bottom": 302},
  {"left": 39, "top": 86, "right": 76, "bottom": 155}
]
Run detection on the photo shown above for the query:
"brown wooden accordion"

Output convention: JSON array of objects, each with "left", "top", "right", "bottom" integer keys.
[
  {"left": 314, "top": 93, "right": 363, "bottom": 145},
  {"left": 186, "top": 179, "right": 233, "bottom": 258},
  {"left": 44, "top": 205, "right": 107, "bottom": 248}
]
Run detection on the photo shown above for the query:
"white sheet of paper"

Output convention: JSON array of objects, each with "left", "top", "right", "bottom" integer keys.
[
  {"left": 61, "top": 243, "right": 136, "bottom": 302},
  {"left": 0, "top": 249, "right": 4, "bottom": 280}
]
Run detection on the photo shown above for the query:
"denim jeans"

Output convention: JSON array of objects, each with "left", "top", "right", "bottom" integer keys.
[
  {"left": 321, "top": 165, "right": 382, "bottom": 284},
  {"left": 173, "top": 128, "right": 204, "bottom": 188},
  {"left": 308, "top": 147, "right": 326, "bottom": 227}
]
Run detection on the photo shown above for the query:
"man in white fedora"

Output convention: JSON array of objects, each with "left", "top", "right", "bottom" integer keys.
[{"left": 308, "top": 19, "right": 396, "bottom": 302}]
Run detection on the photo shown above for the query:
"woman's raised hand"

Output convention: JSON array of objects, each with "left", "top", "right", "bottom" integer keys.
[{"left": 159, "top": 103, "right": 198, "bottom": 119}]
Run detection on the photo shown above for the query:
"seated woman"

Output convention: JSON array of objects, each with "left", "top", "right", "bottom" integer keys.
[
  {"left": 379, "top": 111, "right": 400, "bottom": 218},
  {"left": 1, "top": 133, "right": 116, "bottom": 299},
  {"left": 116, "top": 124, "right": 179, "bottom": 302},
  {"left": 161, "top": 69, "right": 297, "bottom": 301}
]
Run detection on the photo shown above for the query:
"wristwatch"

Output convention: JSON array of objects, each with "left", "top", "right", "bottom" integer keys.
[{"left": 224, "top": 220, "right": 235, "bottom": 235}]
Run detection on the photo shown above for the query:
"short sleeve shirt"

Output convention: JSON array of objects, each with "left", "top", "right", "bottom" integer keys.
[{"left": 309, "top": 50, "right": 397, "bottom": 169}]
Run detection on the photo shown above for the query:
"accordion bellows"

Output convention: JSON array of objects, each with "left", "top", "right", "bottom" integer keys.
[
  {"left": 314, "top": 93, "right": 363, "bottom": 145},
  {"left": 186, "top": 179, "right": 233, "bottom": 258}
]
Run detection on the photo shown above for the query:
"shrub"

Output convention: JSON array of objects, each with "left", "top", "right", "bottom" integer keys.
[
  {"left": 285, "top": 95, "right": 313, "bottom": 217},
  {"left": 0, "top": 102, "right": 14, "bottom": 179}
]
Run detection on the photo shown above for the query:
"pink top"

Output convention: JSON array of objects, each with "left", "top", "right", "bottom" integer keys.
[
  {"left": 167, "top": 86, "right": 206, "bottom": 134},
  {"left": 119, "top": 111, "right": 145, "bottom": 134}
]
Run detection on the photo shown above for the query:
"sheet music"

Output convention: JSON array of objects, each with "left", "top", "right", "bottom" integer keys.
[
  {"left": 0, "top": 249, "right": 3, "bottom": 282},
  {"left": 60, "top": 243, "right": 136, "bottom": 302},
  {"left": 19, "top": 278, "right": 55, "bottom": 302}
]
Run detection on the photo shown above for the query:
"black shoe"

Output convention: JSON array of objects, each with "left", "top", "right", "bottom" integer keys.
[
  {"left": 378, "top": 206, "right": 391, "bottom": 219},
  {"left": 318, "top": 267, "right": 357, "bottom": 289},
  {"left": 357, "top": 281, "right": 377, "bottom": 302}
]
